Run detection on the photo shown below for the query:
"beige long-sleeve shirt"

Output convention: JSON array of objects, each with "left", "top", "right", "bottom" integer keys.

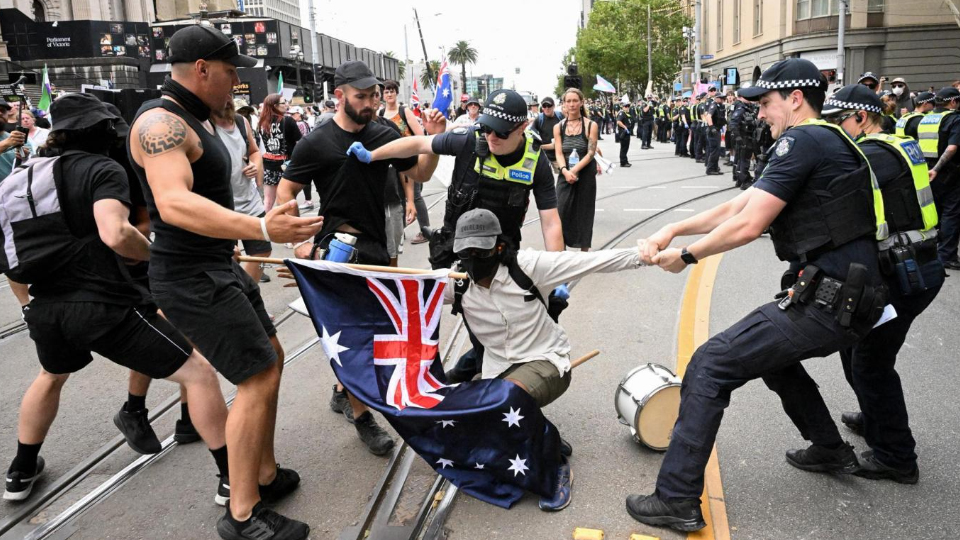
[{"left": 444, "top": 248, "right": 644, "bottom": 379}]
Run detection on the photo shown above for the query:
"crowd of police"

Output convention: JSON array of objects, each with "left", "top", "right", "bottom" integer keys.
[{"left": 2, "top": 19, "right": 959, "bottom": 539}]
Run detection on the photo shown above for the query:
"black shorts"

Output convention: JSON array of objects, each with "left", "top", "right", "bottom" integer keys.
[
  {"left": 239, "top": 238, "right": 272, "bottom": 256},
  {"left": 25, "top": 302, "right": 193, "bottom": 378},
  {"left": 150, "top": 262, "right": 277, "bottom": 385}
]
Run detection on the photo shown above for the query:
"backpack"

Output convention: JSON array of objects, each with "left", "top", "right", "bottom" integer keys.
[
  {"left": 535, "top": 111, "right": 564, "bottom": 133},
  {"left": 0, "top": 151, "right": 98, "bottom": 283}
]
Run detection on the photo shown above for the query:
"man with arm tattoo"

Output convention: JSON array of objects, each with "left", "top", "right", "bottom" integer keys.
[{"left": 920, "top": 87, "right": 960, "bottom": 268}]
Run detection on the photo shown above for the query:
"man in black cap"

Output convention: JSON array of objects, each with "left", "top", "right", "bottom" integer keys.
[
  {"left": 692, "top": 93, "right": 707, "bottom": 161},
  {"left": 2, "top": 94, "right": 230, "bottom": 506},
  {"left": 617, "top": 102, "right": 634, "bottom": 166},
  {"left": 532, "top": 96, "right": 563, "bottom": 160},
  {"left": 127, "top": 25, "right": 323, "bottom": 540},
  {"left": 639, "top": 94, "right": 656, "bottom": 149},
  {"left": 917, "top": 87, "right": 960, "bottom": 268},
  {"left": 627, "top": 58, "right": 889, "bottom": 532},
  {"left": 673, "top": 97, "right": 691, "bottom": 157},
  {"left": 895, "top": 91, "right": 935, "bottom": 140},
  {"left": 276, "top": 60, "right": 444, "bottom": 455},
  {"left": 703, "top": 88, "right": 726, "bottom": 175},
  {"left": 858, "top": 72, "right": 882, "bottom": 93},
  {"left": 820, "top": 84, "right": 942, "bottom": 484}
]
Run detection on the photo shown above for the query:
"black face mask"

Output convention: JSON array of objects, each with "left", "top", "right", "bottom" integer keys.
[{"left": 461, "top": 253, "right": 501, "bottom": 283}]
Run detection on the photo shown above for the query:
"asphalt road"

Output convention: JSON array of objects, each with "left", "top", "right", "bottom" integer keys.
[{"left": 1, "top": 134, "right": 957, "bottom": 540}]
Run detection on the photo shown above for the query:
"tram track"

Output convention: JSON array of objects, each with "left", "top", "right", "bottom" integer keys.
[{"left": 0, "top": 169, "right": 737, "bottom": 539}]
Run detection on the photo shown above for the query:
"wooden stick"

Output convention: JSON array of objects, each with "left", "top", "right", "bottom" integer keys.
[
  {"left": 570, "top": 349, "right": 601, "bottom": 370},
  {"left": 239, "top": 255, "right": 468, "bottom": 281}
]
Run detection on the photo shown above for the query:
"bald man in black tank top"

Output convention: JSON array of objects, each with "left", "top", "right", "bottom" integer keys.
[{"left": 127, "top": 26, "right": 322, "bottom": 540}]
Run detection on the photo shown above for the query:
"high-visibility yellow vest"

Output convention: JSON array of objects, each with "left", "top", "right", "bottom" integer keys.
[
  {"left": 894, "top": 112, "right": 924, "bottom": 138},
  {"left": 861, "top": 132, "right": 938, "bottom": 232},
  {"left": 917, "top": 111, "right": 956, "bottom": 159},
  {"left": 473, "top": 131, "right": 541, "bottom": 185}
]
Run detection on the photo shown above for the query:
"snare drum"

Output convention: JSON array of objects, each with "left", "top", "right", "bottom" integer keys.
[{"left": 614, "top": 363, "right": 681, "bottom": 451}]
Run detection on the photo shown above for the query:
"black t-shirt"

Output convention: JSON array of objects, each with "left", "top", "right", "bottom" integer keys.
[
  {"left": 260, "top": 115, "right": 302, "bottom": 169},
  {"left": 29, "top": 152, "right": 146, "bottom": 305},
  {"left": 282, "top": 118, "right": 418, "bottom": 251},
  {"left": 640, "top": 103, "right": 655, "bottom": 120},
  {"left": 535, "top": 114, "right": 562, "bottom": 145},
  {"left": 430, "top": 125, "right": 558, "bottom": 212},
  {"left": 753, "top": 124, "right": 880, "bottom": 282},
  {"left": 376, "top": 116, "right": 405, "bottom": 206}
]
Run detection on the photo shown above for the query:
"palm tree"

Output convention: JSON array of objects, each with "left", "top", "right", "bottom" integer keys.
[
  {"left": 447, "top": 41, "right": 478, "bottom": 95},
  {"left": 420, "top": 60, "right": 440, "bottom": 90},
  {"left": 384, "top": 51, "right": 405, "bottom": 80}
]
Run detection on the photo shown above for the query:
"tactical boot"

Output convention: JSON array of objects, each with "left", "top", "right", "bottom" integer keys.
[
  {"left": 625, "top": 491, "right": 706, "bottom": 532},
  {"left": 854, "top": 451, "right": 919, "bottom": 484},
  {"left": 840, "top": 412, "right": 864, "bottom": 436},
  {"left": 329, "top": 385, "right": 355, "bottom": 424},
  {"left": 785, "top": 442, "right": 858, "bottom": 474},
  {"left": 354, "top": 412, "right": 395, "bottom": 456}
]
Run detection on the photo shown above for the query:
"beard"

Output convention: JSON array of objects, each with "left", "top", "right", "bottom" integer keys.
[{"left": 344, "top": 98, "right": 375, "bottom": 125}]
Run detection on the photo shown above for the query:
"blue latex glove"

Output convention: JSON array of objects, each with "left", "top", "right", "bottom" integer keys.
[
  {"left": 346, "top": 141, "right": 372, "bottom": 163},
  {"left": 552, "top": 283, "right": 570, "bottom": 300}
]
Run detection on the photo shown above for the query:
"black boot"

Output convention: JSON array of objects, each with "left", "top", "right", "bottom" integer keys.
[
  {"left": 785, "top": 442, "right": 858, "bottom": 474},
  {"left": 625, "top": 491, "right": 706, "bottom": 532}
]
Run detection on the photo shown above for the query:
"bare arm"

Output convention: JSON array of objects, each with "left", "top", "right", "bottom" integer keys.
[
  {"left": 93, "top": 199, "right": 151, "bottom": 261},
  {"left": 930, "top": 144, "right": 957, "bottom": 179},
  {"left": 684, "top": 189, "right": 784, "bottom": 260},
  {"left": 642, "top": 188, "right": 754, "bottom": 261},
  {"left": 369, "top": 135, "right": 437, "bottom": 161},
  {"left": 243, "top": 117, "right": 264, "bottom": 188},
  {"left": 405, "top": 107, "right": 426, "bottom": 136},
  {"left": 552, "top": 122, "right": 564, "bottom": 166},
  {"left": 276, "top": 179, "right": 304, "bottom": 210},
  {"left": 401, "top": 152, "right": 441, "bottom": 182},
  {"left": 539, "top": 208, "right": 565, "bottom": 251}
]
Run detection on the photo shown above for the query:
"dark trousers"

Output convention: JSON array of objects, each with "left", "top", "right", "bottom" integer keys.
[
  {"left": 735, "top": 143, "right": 754, "bottom": 185},
  {"left": 931, "top": 180, "right": 960, "bottom": 263},
  {"left": 696, "top": 127, "right": 707, "bottom": 159},
  {"left": 656, "top": 301, "right": 865, "bottom": 500},
  {"left": 839, "top": 282, "right": 940, "bottom": 469},
  {"left": 641, "top": 120, "right": 654, "bottom": 147},
  {"left": 619, "top": 131, "right": 631, "bottom": 165},
  {"left": 705, "top": 127, "right": 721, "bottom": 172},
  {"left": 689, "top": 124, "right": 699, "bottom": 157},
  {"left": 675, "top": 126, "right": 689, "bottom": 156}
]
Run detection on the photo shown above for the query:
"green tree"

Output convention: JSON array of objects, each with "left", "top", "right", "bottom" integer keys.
[
  {"left": 420, "top": 60, "right": 441, "bottom": 90},
  {"left": 384, "top": 51, "right": 405, "bottom": 80},
  {"left": 568, "top": 0, "right": 689, "bottom": 100},
  {"left": 447, "top": 40, "right": 478, "bottom": 95}
]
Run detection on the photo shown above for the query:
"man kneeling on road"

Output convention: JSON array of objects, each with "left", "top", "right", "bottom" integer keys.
[{"left": 444, "top": 208, "right": 649, "bottom": 511}]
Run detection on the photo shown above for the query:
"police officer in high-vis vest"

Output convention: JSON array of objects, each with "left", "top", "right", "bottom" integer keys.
[
  {"left": 895, "top": 91, "right": 935, "bottom": 140},
  {"left": 627, "top": 59, "right": 889, "bottom": 533},
  {"left": 820, "top": 84, "right": 943, "bottom": 484},
  {"left": 918, "top": 87, "right": 960, "bottom": 269}
]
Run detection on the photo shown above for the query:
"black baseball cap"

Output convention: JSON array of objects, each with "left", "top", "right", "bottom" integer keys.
[
  {"left": 936, "top": 86, "right": 960, "bottom": 102},
  {"left": 167, "top": 25, "right": 256, "bottom": 68},
  {"left": 478, "top": 89, "right": 528, "bottom": 133},
  {"left": 821, "top": 84, "right": 884, "bottom": 117},
  {"left": 858, "top": 72, "right": 880, "bottom": 85},
  {"left": 915, "top": 91, "right": 936, "bottom": 105},
  {"left": 334, "top": 60, "right": 380, "bottom": 90},
  {"left": 50, "top": 93, "right": 120, "bottom": 132},
  {"left": 541, "top": 97, "right": 555, "bottom": 107},
  {"left": 738, "top": 58, "right": 827, "bottom": 101},
  {"left": 454, "top": 209, "right": 502, "bottom": 253}
]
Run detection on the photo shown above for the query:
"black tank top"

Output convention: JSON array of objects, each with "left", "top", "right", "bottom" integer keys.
[{"left": 128, "top": 99, "right": 235, "bottom": 280}]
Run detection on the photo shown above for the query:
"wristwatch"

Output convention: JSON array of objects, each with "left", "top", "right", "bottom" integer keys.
[{"left": 680, "top": 247, "right": 698, "bottom": 265}]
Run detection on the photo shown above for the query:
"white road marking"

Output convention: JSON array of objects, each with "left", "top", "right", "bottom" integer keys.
[
  {"left": 646, "top": 186, "right": 667, "bottom": 189},
  {"left": 673, "top": 208, "right": 696, "bottom": 212},
  {"left": 624, "top": 208, "right": 665, "bottom": 212},
  {"left": 680, "top": 185, "right": 720, "bottom": 189}
]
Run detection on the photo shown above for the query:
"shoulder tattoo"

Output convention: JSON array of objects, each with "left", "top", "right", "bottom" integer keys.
[{"left": 138, "top": 114, "right": 188, "bottom": 156}]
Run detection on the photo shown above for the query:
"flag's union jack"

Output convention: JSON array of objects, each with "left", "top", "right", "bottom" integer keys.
[{"left": 367, "top": 278, "right": 448, "bottom": 410}]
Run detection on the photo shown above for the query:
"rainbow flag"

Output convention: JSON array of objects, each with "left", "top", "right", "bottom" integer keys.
[
  {"left": 37, "top": 64, "right": 52, "bottom": 112},
  {"left": 277, "top": 72, "right": 284, "bottom": 95}
]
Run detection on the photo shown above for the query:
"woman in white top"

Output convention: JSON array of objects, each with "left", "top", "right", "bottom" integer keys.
[{"left": 20, "top": 110, "right": 49, "bottom": 155}]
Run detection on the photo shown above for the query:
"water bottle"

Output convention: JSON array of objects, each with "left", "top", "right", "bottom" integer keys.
[
  {"left": 568, "top": 148, "right": 580, "bottom": 168},
  {"left": 325, "top": 233, "right": 357, "bottom": 263}
]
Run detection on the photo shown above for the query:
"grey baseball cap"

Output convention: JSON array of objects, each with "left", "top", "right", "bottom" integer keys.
[{"left": 454, "top": 209, "right": 502, "bottom": 253}]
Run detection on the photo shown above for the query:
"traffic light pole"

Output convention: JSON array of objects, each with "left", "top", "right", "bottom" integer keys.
[{"left": 694, "top": 0, "right": 702, "bottom": 87}]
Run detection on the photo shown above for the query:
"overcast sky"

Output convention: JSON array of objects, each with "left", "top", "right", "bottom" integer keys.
[{"left": 297, "top": 0, "right": 582, "bottom": 100}]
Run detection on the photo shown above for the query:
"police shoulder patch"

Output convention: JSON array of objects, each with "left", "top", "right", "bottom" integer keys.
[
  {"left": 775, "top": 136, "right": 795, "bottom": 157},
  {"left": 453, "top": 127, "right": 468, "bottom": 135}
]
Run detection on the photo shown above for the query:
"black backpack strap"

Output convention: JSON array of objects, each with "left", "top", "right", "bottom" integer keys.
[
  {"left": 451, "top": 273, "right": 470, "bottom": 316},
  {"left": 502, "top": 251, "right": 546, "bottom": 308},
  {"left": 235, "top": 114, "right": 248, "bottom": 143}
]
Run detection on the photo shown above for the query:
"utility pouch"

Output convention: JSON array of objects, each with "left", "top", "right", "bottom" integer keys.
[{"left": 427, "top": 227, "right": 457, "bottom": 270}]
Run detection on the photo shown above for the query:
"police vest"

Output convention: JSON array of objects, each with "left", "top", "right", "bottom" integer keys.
[
  {"left": 894, "top": 111, "right": 925, "bottom": 139},
  {"left": 917, "top": 111, "right": 956, "bottom": 159},
  {"left": 769, "top": 119, "right": 888, "bottom": 263},
  {"left": 860, "top": 133, "right": 937, "bottom": 233}
]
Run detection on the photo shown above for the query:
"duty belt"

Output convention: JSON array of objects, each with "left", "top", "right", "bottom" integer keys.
[{"left": 775, "top": 264, "right": 877, "bottom": 328}]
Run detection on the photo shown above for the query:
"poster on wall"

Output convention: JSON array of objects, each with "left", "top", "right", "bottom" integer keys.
[
  {"left": 125, "top": 34, "right": 137, "bottom": 46},
  {"left": 254, "top": 22, "right": 266, "bottom": 33},
  {"left": 153, "top": 27, "right": 164, "bottom": 38},
  {"left": 101, "top": 45, "right": 113, "bottom": 56},
  {"left": 220, "top": 24, "right": 232, "bottom": 36},
  {"left": 100, "top": 34, "right": 112, "bottom": 45},
  {"left": 266, "top": 32, "right": 277, "bottom": 44},
  {"left": 110, "top": 23, "right": 124, "bottom": 34}
]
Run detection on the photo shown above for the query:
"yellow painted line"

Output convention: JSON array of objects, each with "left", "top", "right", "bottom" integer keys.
[{"left": 675, "top": 254, "right": 731, "bottom": 540}]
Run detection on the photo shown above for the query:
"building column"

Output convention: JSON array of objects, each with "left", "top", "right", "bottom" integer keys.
[{"left": 847, "top": 46, "right": 868, "bottom": 80}]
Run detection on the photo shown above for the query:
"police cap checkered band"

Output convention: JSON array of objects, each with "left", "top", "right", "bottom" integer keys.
[
  {"left": 915, "top": 92, "right": 936, "bottom": 104},
  {"left": 821, "top": 84, "right": 885, "bottom": 116},
  {"left": 480, "top": 107, "right": 526, "bottom": 124},
  {"left": 936, "top": 87, "right": 960, "bottom": 102},
  {"left": 823, "top": 99, "right": 883, "bottom": 114},
  {"left": 738, "top": 58, "right": 826, "bottom": 101}
]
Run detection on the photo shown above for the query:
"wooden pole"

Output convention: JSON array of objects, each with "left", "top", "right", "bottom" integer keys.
[
  {"left": 570, "top": 349, "right": 601, "bottom": 370},
  {"left": 239, "top": 256, "right": 468, "bottom": 281}
]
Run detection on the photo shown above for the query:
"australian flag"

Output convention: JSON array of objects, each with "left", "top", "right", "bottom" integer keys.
[
  {"left": 432, "top": 60, "right": 453, "bottom": 118},
  {"left": 286, "top": 259, "right": 560, "bottom": 508}
]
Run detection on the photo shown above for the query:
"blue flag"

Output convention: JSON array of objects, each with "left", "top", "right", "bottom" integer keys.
[
  {"left": 432, "top": 60, "right": 453, "bottom": 118},
  {"left": 286, "top": 260, "right": 560, "bottom": 508}
]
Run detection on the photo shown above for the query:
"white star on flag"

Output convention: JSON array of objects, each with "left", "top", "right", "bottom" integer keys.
[
  {"left": 436, "top": 420, "right": 457, "bottom": 428},
  {"left": 320, "top": 326, "right": 349, "bottom": 366},
  {"left": 507, "top": 455, "right": 528, "bottom": 477},
  {"left": 442, "top": 88, "right": 450, "bottom": 97},
  {"left": 502, "top": 407, "right": 524, "bottom": 428},
  {"left": 474, "top": 462, "right": 485, "bottom": 470},
  {"left": 437, "top": 458, "right": 454, "bottom": 469}
]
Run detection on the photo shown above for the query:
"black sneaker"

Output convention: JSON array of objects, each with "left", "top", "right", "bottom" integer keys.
[
  {"left": 259, "top": 273, "right": 271, "bottom": 283},
  {"left": 259, "top": 465, "right": 301, "bottom": 503},
  {"left": 114, "top": 407, "right": 161, "bottom": 455},
  {"left": 840, "top": 412, "right": 864, "bottom": 436},
  {"left": 3, "top": 456, "right": 45, "bottom": 501},
  {"left": 854, "top": 451, "right": 919, "bottom": 484},
  {"left": 785, "top": 442, "right": 858, "bottom": 474},
  {"left": 559, "top": 437, "right": 573, "bottom": 457},
  {"left": 329, "top": 385, "right": 355, "bottom": 424},
  {"left": 216, "top": 502, "right": 309, "bottom": 540},
  {"left": 354, "top": 412, "right": 395, "bottom": 456},
  {"left": 175, "top": 418, "right": 202, "bottom": 444},
  {"left": 215, "top": 475, "right": 230, "bottom": 507},
  {"left": 625, "top": 491, "right": 706, "bottom": 532}
]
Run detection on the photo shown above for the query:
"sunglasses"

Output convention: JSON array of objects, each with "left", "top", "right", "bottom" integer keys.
[
  {"left": 542, "top": 103, "right": 554, "bottom": 108},
  {"left": 456, "top": 247, "right": 497, "bottom": 259},
  {"left": 863, "top": 83, "right": 877, "bottom": 90},
  {"left": 479, "top": 123, "right": 521, "bottom": 139},
  {"left": 892, "top": 84, "right": 905, "bottom": 89},
  {"left": 826, "top": 111, "right": 860, "bottom": 125}
]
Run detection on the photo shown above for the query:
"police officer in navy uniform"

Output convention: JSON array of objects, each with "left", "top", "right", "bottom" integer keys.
[
  {"left": 690, "top": 94, "right": 704, "bottom": 161},
  {"left": 703, "top": 88, "right": 726, "bottom": 175},
  {"left": 617, "top": 102, "right": 634, "bottom": 167},
  {"left": 674, "top": 98, "right": 691, "bottom": 157},
  {"left": 627, "top": 58, "right": 889, "bottom": 532},
  {"left": 919, "top": 87, "right": 960, "bottom": 269},
  {"left": 820, "top": 84, "right": 943, "bottom": 483},
  {"left": 895, "top": 91, "right": 935, "bottom": 140}
]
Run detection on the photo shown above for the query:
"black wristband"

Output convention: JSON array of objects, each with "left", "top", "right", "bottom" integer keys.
[{"left": 680, "top": 247, "right": 698, "bottom": 265}]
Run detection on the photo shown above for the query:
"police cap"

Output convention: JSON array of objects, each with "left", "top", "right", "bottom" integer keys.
[
  {"left": 821, "top": 84, "right": 884, "bottom": 117},
  {"left": 935, "top": 87, "right": 960, "bottom": 103},
  {"left": 478, "top": 89, "right": 529, "bottom": 133},
  {"left": 857, "top": 72, "right": 880, "bottom": 85},
  {"left": 915, "top": 91, "right": 936, "bottom": 105},
  {"left": 738, "top": 58, "right": 828, "bottom": 101}
]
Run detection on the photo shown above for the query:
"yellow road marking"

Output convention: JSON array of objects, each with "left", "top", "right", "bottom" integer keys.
[{"left": 676, "top": 254, "right": 731, "bottom": 540}]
